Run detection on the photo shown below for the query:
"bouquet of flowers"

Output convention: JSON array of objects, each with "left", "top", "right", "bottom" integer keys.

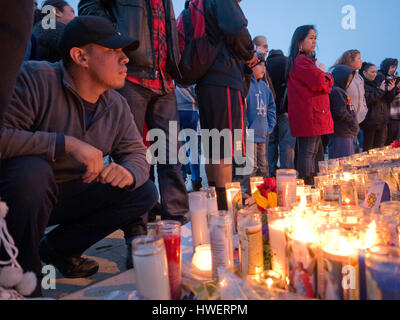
[
  {"left": 252, "top": 177, "right": 278, "bottom": 214},
  {"left": 391, "top": 140, "right": 400, "bottom": 148}
]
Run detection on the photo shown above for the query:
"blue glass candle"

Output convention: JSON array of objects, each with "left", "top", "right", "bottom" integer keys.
[{"left": 366, "top": 246, "right": 400, "bottom": 300}]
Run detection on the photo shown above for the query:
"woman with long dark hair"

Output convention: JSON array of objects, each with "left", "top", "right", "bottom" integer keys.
[
  {"left": 287, "top": 25, "right": 334, "bottom": 184},
  {"left": 360, "top": 62, "right": 396, "bottom": 151}
]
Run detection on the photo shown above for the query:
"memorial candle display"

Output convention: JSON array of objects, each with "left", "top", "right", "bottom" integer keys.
[
  {"left": 157, "top": 220, "right": 182, "bottom": 300},
  {"left": 131, "top": 236, "right": 171, "bottom": 300},
  {"left": 189, "top": 191, "right": 210, "bottom": 251},
  {"left": 379, "top": 201, "right": 400, "bottom": 246},
  {"left": 339, "top": 181, "right": 358, "bottom": 206}
]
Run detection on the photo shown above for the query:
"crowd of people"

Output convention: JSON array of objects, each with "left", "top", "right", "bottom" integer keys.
[{"left": 0, "top": 0, "right": 399, "bottom": 298}]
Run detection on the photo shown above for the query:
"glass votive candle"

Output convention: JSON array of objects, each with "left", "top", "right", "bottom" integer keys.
[
  {"left": 132, "top": 235, "right": 171, "bottom": 300},
  {"left": 201, "top": 186, "right": 218, "bottom": 216},
  {"left": 254, "top": 270, "right": 285, "bottom": 290},
  {"left": 328, "top": 159, "right": 340, "bottom": 173},
  {"left": 379, "top": 201, "right": 400, "bottom": 246},
  {"left": 339, "top": 206, "right": 365, "bottom": 230},
  {"left": 322, "top": 184, "right": 340, "bottom": 204},
  {"left": 188, "top": 191, "right": 210, "bottom": 250},
  {"left": 378, "top": 167, "right": 398, "bottom": 191},
  {"left": 318, "top": 161, "right": 329, "bottom": 174},
  {"left": 365, "top": 246, "right": 400, "bottom": 300},
  {"left": 276, "top": 169, "right": 297, "bottom": 208},
  {"left": 319, "top": 228, "right": 359, "bottom": 300},
  {"left": 339, "top": 181, "right": 358, "bottom": 206},
  {"left": 225, "top": 182, "right": 242, "bottom": 233}
]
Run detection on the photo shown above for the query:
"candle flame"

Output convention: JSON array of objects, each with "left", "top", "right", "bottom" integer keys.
[
  {"left": 365, "top": 221, "right": 378, "bottom": 248},
  {"left": 266, "top": 278, "right": 273, "bottom": 289},
  {"left": 345, "top": 198, "right": 351, "bottom": 205}
]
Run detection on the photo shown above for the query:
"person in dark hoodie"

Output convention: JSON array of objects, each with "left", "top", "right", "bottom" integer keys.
[
  {"left": 377, "top": 58, "right": 400, "bottom": 145},
  {"left": 266, "top": 49, "right": 296, "bottom": 177},
  {"left": 360, "top": 62, "right": 396, "bottom": 151},
  {"left": 328, "top": 65, "right": 359, "bottom": 158}
]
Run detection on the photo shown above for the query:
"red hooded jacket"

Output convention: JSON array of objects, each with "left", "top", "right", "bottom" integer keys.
[{"left": 287, "top": 54, "right": 334, "bottom": 137}]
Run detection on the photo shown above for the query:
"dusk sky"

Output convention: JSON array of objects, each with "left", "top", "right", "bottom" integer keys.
[{"left": 69, "top": 0, "right": 400, "bottom": 70}]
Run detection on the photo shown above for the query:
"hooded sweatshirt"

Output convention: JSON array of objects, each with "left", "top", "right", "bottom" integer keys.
[
  {"left": 246, "top": 75, "right": 277, "bottom": 144},
  {"left": 329, "top": 65, "right": 359, "bottom": 137}
]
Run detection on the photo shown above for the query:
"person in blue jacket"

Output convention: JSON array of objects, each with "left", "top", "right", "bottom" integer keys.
[
  {"left": 245, "top": 53, "right": 276, "bottom": 191},
  {"left": 328, "top": 65, "right": 359, "bottom": 159}
]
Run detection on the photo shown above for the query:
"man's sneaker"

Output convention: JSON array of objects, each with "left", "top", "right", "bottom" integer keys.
[{"left": 39, "top": 237, "right": 99, "bottom": 278}]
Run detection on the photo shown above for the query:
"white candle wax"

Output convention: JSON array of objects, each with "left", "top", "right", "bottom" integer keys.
[
  {"left": 191, "top": 208, "right": 210, "bottom": 250},
  {"left": 268, "top": 219, "right": 288, "bottom": 279},
  {"left": 133, "top": 247, "right": 171, "bottom": 300},
  {"left": 206, "top": 198, "right": 218, "bottom": 215}
]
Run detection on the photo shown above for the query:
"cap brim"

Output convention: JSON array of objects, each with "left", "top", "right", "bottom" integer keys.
[{"left": 96, "top": 34, "right": 140, "bottom": 52}]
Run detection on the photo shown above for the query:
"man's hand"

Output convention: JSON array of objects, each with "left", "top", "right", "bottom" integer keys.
[
  {"left": 98, "top": 163, "right": 134, "bottom": 189},
  {"left": 65, "top": 136, "right": 104, "bottom": 184},
  {"left": 246, "top": 52, "right": 259, "bottom": 68}
]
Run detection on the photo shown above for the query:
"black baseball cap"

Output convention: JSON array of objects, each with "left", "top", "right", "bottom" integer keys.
[{"left": 59, "top": 16, "right": 139, "bottom": 56}]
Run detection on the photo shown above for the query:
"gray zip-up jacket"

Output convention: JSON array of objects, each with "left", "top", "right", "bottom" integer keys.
[
  {"left": 346, "top": 71, "right": 368, "bottom": 124},
  {"left": 0, "top": 61, "right": 149, "bottom": 188}
]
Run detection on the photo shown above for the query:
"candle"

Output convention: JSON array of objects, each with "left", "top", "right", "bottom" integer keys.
[
  {"left": 286, "top": 216, "right": 319, "bottom": 298},
  {"left": 237, "top": 210, "right": 263, "bottom": 276},
  {"left": 339, "top": 206, "right": 364, "bottom": 230},
  {"left": 379, "top": 201, "right": 400, "bottom": 246},
  {"left": 192, "top": 244, "right": 212, "bottom": 278},
  {"left": 157, "top": 220, "right": 182, "bottom": 300},
  {"left": 225, "top": 182, "right": 242, "bottom": 233},
  {"left": 366, "top": 246, "right": 400, "bottom": 300},
  {"left": 276, "top": 169, "right": 297, "bottom": 208},
  {"left": 131, "top": 236, "right": 171, "bottom": 300},
  {"left": 339, "top": 181, "right": 358, "bottom": 206},
  {"left": 268, "top": 216, "right": 289, "bottom": 281},
  {"left": 189, "top": 192, "right": 210, "bottom": 251},
  {"left": 201, "top": 187, "right": 218, "bottom": 215},
  {"left": 209, "top": 211, "right": 234, "bottom": 280},
  {"left": 319, "top": 229, "right": 359, "bottom": 300}
]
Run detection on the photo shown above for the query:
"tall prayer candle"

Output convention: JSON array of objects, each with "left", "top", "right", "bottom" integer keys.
[{"left": 189, "top": 192, "right": 210, "bottom": 250}]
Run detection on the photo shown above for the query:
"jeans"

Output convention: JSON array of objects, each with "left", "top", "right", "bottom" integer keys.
[
  {"left": 178, "top": 110, "right": 201, "bottom": 182},
  {"left": 328, "top": 136, "right": 355, "bottom": 159},
  {"left": 268, "top": 113, "right": 296, "bottom": 177},
  {"left": 297, "top": 136, "right": 321, "bottom": 181},
  {"left": 0, "top": 156, "right": 158, "bottom": 295},
  {"left": 240, "top": 142, "right": 267, "bottom": 194},
  {"left": 118, "top": 81, "right": 189, "bottom": 221},
  {"left": 362, "top": 126, "right": 388, "bottom": 152}
]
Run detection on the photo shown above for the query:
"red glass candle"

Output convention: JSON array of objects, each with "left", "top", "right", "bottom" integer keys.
[{"left": 157, "top": 221, "right": 182, "bottom": 300}]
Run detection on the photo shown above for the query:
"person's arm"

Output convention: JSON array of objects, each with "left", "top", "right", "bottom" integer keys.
[
  {"left": 213, "top": 0, "right": 254, "bottom": 61},
  {"left": 0, "top": 64, "right": 59, "bottom": 161},
  {"left": 364, "top": 83, "right": 385, "bottom": 105},
  {"left": 266, "top": 88, "right": 277, "bottom": 134},
  {"left": 109, "top": 99, "right": 150, "bottom": 191},
  {"left": 329, "top": 91, "right": 357, "bottom": 127},
  {"left": 292, "top": 56, "right": 334, "bottom": 94}
]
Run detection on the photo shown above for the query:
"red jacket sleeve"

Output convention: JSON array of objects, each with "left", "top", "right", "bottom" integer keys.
[{"left": 292, "top": 55, "right": 334, "bottom": 94}]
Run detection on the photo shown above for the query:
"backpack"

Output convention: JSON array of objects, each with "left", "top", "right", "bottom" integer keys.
[{"left": 176, "top": 0, "right": 220, "bottom": 85}]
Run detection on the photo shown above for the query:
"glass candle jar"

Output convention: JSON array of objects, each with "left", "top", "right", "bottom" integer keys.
[
  {"left": 201, "top": 186, "right": 218, "bottom": 216},
  {"left": 339, "top": 181, "right": 359, "bottom": 206},
  {"left": 188, "top": 191, "right": 210, "bottom": 250},
  {"left": 156, "top": 220, "right": 182, "bottom": 300},
  {"left": 237, "top": 210, "right": 263, "bottom": 276},
  {"left": 250, "top": 177, "right": 264, "bottom": 195},
  {"left": 339, "top": 206, "right": 364, "bottom": 230},
  {"left": 366, "top": 246, "right": 400, "bottom": 300},
  {"left": 276, "top": 169, "right": 297, "bottom": 208},
  {"left": 225, "top": 182, "right": 242, "bottom": 233},
  {"left": 132, "top": 235, "right": 171, "bottom": 300}
]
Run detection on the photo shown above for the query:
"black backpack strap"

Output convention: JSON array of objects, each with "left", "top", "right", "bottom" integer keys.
[{"left": 182, "top": 1, "right": 194, "bottom": 41}]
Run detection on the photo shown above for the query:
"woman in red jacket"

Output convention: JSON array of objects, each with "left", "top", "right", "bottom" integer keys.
[{"left": 287, "top": 25, "right": 334, "bottom": 184}]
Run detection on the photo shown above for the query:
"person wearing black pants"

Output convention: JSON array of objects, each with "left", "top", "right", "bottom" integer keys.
[{"left": 0, "top": 157, "right": 157, "bottom": 296}]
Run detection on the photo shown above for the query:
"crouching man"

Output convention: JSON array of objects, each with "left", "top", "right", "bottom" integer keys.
[{"left": 0, "top": 16, "right": 158, "bottom": 296}]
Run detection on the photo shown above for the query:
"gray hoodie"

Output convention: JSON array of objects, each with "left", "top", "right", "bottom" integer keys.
[
  {"left": 346, "top": 71, "right": 368, "bottom": 124},
  {"left": 0, "top": 61, "right": 149, "bottom": 188}
]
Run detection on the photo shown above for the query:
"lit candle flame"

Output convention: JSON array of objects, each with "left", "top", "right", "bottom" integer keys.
[
  {"left": 364, "top": 221, "right": 377, "bottom": 248},
  {"left": 266, "top": 278, "right": 273, "bottom": 289}
]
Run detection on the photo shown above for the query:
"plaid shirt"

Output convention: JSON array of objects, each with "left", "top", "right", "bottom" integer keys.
[{"left": 127, "top": 0, "right": 175, "bottom": 95}]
